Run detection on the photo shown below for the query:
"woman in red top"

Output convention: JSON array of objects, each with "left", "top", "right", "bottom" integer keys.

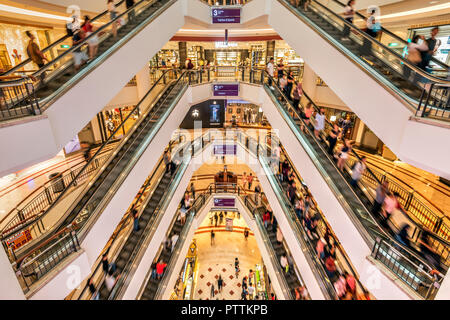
[
  {"left": 82, "top": 15, "right": 99, "bottom": 59},
  {"left": 263, "top": 211, "right": 271, "bottom": 229},
  {"left": 156, "top": 260, "right": 167, "bottom": 279}
]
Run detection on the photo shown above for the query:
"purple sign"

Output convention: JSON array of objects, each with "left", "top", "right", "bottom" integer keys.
[
  {"left": 214, "top": 198, "right": 236, "bottom": 207},
  {"left": 214, "top": 145, "right": 237, "bottom": 155},
  {"left": 213, "top": 84, "right": 239, "bottom": 96},
  {"left": 212, "top": 8, "right": 241, "bottom": 24}
]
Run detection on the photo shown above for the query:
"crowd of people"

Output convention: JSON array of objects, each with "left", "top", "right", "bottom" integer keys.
[{"left": 271, "top": 150, "right": 372, "bottom": 300}]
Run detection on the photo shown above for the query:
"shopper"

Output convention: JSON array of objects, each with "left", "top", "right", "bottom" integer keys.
[
  {"left": 105, "top": 269, "right": 119, "bottom": 292},
  {"left": 247, "top": 284, "right": 255, "bottom": 299},
  {"left": 247, "top": 173, "right": 254, "bottom": 190},
  {"left": 235, "top": 258, "right": 240, "bottom": 277},
  {"left": 82, "top": 15, "right": 99, "bottom": 60},
  {"left": 287, "top": 181, "right": 297, "bottom": 205},
  {"left": 107, "top": 0, "right": 118, "bottom": 38},
  {"left": 131, "top": 207, "right": 140, "bottom": 232},
  {"left": 279, "top": 74, "right": 287, "bottom": 92},
  {"left": 244, "top": 228, "right": 249, "bottom": 241},
  {"left": 214, "top": 212, "right": 218, "bottom": 227},
  {"left": 266, "top": 57, "right": 275, "bottom": 89},
  {"left": 286, "top": 71, "right": 295, "bottom": 99},
  {"left": 171, "top": 233, "right": 179, "bottom": 252},
  {"left": 302, "top": 102, "right": 313, "bottom": 127},
  {"left": 242, "top": 172, "right": 248, "bottom": 189},
  {"left": 72, "top": 29, "right": 89, "bottom": 72},
  {"left": 395, "top": 224, "right": 411, "bottom": 248},
  {"left": 314, "top": 108, "right": 326, "bottom": 139},
  {"left": 292, "top": 81, "right": 303, "bottom": 111},
  {"left": 163, "top": 150, "right": 171, "bottom": 173},
  {"left": 126, "top": 0, "right": 135, "bottom": 22},
  {"left": 361, "top": 8, "right": 379, "bottom": 56},
  {"left": 88, "top": 278, "right": 100, "bottom": 300},
  {"left": 219, "top": 211, "right": 224, "bottom": 225},
  {"left": 341, "top": 0, "right": 356, "bottom": 40},
  {"left": 280, "top": 254, "right": 289, "bottom": 273},
  {"left": 337, "top": 139, "right": 353, "bottom": 171},
  {"left": 156, "top": 260, "right": 167, "bottom": 280},
  {"left": 294, "top": 197, "right": 305, "bottom": 220},
  {"left": 381, "top": 191, "right": 397, "bottom": 228},
  {"left": 102, "top": 254, "right": 110, "bottom": 273},
  {"left": 404, "top": 35, "right": 429, "bottom": 81},
  {"left": 350, "top": 156, "right": 367, "bottom": 187},
  {"left": 276, "top": 226, "right": 283, "bottom": 244},
  {"left": 421, "top": 27, "right": 440, "bottom": 71},
  {"left": 263, "top": 210, "right": 271, "bottom": 229},
  {"left": 277, "top": 58, "right": 285, "bottom": 81},
  {"left": 372, "top": 180, "right": 388, "bottom": 216},
  {"left": 210, "top": 229, "right": 215, "bottom": 245},
  {"left": 217, "top": 275, "right": 223, "bottom": 293},
  {"left": 254, "top": 184, "right": 261, "bottom": 205},
  {"left": 327, "top": 123, "right": 340, "bottom": 156},
  {"left": 25, "top": 31, "right": 47, "bottom": 69},
  {"left": 190, "top": 182, "right": 196, "bottom": 199}
]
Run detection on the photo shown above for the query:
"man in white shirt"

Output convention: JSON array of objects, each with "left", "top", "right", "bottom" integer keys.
[
  {"left": 351, "top": 156, "right": 366, "bottom": 187},
  {"left": 266, "top": 57, "right": 275, "bottom": 89},
  {"left": 171, "top": 233, "right": 179, "bottom": 252},
  {"left": 247, "top": 285, "right": 255, "bottom": 299}
]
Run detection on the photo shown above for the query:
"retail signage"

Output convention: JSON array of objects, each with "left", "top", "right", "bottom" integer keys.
[
  {"left": 214, "top": 197, "right": 236, "bottom": 207},
  {"left": 214, "top": 144, "right": 237, "bottom": 155},
  {"left": 213, "top": 83, "right": 239, "bottom": 96},
  {"left": 6, "top": 229, "right": 32, "bottom": 250},
  {"left": 211, "top": 8, "right": 241, "bottom": 24},
  {"left": 225, "top": 218, "right": 233, "bottom": 231}
]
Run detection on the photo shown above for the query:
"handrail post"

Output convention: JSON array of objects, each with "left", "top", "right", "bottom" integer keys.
[
  {"left": 44, "top": 187, "right": 53, "bottom": 206},
  {"left": 404, "top": 191, "right": 414, "bottom": 211},
  {"left": 433, "top": 217, "right": 443, "bottom": 234}
]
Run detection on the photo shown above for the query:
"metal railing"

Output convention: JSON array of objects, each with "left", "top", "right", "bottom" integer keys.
[
  {"left": 2, "top": 69, "right": 187, "bottom": 264},
  {"left": 279, "top": 0, "right": 450, "bottom": 120},
  {"left": 252, "top": 69, "right": 446, "bottom": 298},
  {"left": 0, "top": 148, "right": 114, "bottom": 238},
  {"left": 0, "top": 0, "right": 175, "bottom": 121}
]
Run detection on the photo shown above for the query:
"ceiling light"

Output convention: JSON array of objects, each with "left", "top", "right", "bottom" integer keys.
[
  {"left": 378, "top": 3, "right": 450, "bottom": 20},
  {"left": 0, "top": 4, "right": 71, "bottom": 21}
]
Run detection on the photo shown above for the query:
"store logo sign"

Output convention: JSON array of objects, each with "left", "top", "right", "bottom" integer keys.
[{"left": 215, "top": 41, "right": 238, "bottom": 48}]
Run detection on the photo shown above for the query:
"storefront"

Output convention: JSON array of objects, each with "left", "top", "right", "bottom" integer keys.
[
  {"left": 156, "top": 40, "right": 303, "bottom": 70},
  {"left": 225, "top": 99, "right": 267, "bottom": 127}
]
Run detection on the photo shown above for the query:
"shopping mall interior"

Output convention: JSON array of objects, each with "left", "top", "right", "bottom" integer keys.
[{"left": 0, "top": 0, "right": 449, "bottom": 304}]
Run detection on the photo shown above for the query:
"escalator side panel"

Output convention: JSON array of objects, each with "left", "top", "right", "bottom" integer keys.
[
  {"left": 0, "top": 0, "right": 184, "bottom": 177},
  {"left": 80, "top": 85, "right": 192, "bottom": 263},
  {"left": 258, "top": 85, "right": 414, "bottom": 300},
  {"left": 267, "top": 0, "right": 450, "bottom": 179}
]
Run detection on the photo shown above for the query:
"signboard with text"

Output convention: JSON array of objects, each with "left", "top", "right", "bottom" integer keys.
[
  {"left": 214, "top": 198, "right": 236, "bottom": 207},
  {"left": 6, "top": 229, "right": 32, "bottom": 250},
  {"left": 213, "top": 144, "right": 237, "bottom": 155},
  {"left": 211, "top": 8, "right": 241, "bottom": 24},
  {"left": 213, "top": 84, "right": 239, "bottom": 96}
]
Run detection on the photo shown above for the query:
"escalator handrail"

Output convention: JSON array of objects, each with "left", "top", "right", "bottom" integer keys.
[
  {"left": 0, "top": 1, "right": 127, "bottom": 77},
  {"left": 270, "top": 67, "right": 450, "bottom": 250},
  {"left": 0, "top": 68, "right": 179, "bottom": 240},
  {"left": 329, "top": 0, "right": 449, "bottom": 71},
  {"left": 256, "top": 69, "right": 440, "bottom": 273},
  {"left": 279, "top": 0, "right": 450, "bottom": 86},
  {"left": 243, "top": 132, "right": 362, "bottom": 298},
  {"left": 106, "top": 134, "right": 208, "bottom": 300},
  {"left": 0, "top": 0, "right": 171, "bottom": 86},
  {"left": 280, "top": 71, "right": 450, "bottom": 250},
  {"left": 262, "top": 138, "right": 368, "bottom": 296},
  {"left": 75, "top": 133, "right": 186, "bottom": 299}
]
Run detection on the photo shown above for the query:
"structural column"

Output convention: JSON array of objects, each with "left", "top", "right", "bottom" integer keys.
[
  {"left": 301, "top": 63, "right": 318, "bottom": 101},
  {"left": 0, "top": 248, "right": 25, "bottom": 299},
  {"left": 136, "top": 64, "right": 152, "bottom": 100}
]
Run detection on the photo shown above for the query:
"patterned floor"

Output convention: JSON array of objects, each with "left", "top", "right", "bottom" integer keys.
[{"left": 192, "top": 224, "right": 262, "bottom": 300}]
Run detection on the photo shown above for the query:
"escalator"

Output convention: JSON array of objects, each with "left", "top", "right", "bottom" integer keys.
[
  {"left": 276, "top": 0, "right": 449, "bottom": 112},
  {"left": 0, "top": 0, "right": 176, "bottom": 121},
  {"left": 138, "top": 187, "right": 305, "bottom": 300},
  {"left": 96, "top": 162, "right": 183, "bottom": 300},
  {"left": 250, "top": 68, "right": 447, "bottom": 298},
  {"left": 4, "top": 70, "right": 190, "bottom": 282},
  {"left": 244, "top": 196, "right": 307, "bottom": 299}
]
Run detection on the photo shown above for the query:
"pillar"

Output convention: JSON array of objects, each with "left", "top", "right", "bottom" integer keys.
[
  {"left": 0, "top": 248, "right": 25, "bottom": 299},
  {"left": 301, "top": 63, "right": 318, "bottom": 101},
  {"left": 435, "top": 274, "right": 450, "bottom": 300},
  {"left": 178, "top": 42, "right": 187, "bottom": 68},
  {"left": 135, "top": 64, "right": 152, "bottom": 100}
]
